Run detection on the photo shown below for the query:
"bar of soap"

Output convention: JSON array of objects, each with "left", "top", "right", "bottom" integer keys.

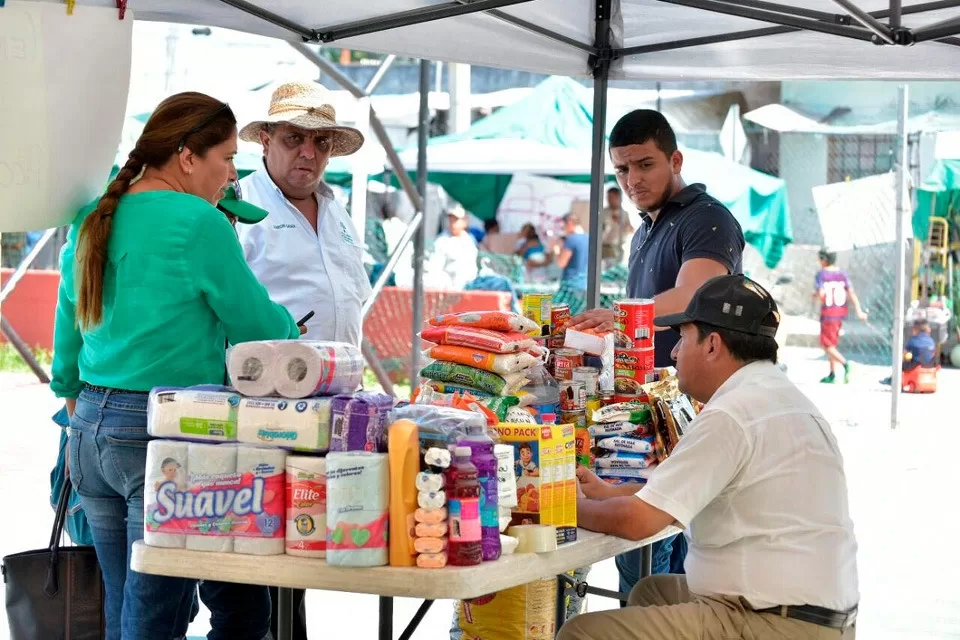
[
  {"left": 500, "top": 534, "right": 519, "bottom": 555},
  {"left": 415, "top": 522, "right": 448, "bottom": 538},
  {"left": 507, "top": 525, "right": 558, "bottom": 553},
  {"left": 416, "top": 551, "right": 448, "bottom": 568},
  {"left": 414, "top": 537, "right": 448, "bottom": 554},
  {"left": 418, "top": 490, "right": 446, "bottom": 509},
  {"left": 415, "top": 507, "right": 448, "bottom": 524},
  {"left": 425, "top": 447, "right": 451, "bottom": 469},
  {"left": 415, "top": 471, "right": 445, "bottom": 492}
]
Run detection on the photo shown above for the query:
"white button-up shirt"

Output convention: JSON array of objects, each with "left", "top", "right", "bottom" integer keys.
[
  {"left": 237, "top": 168, "right": 372, "bottom": 346},
  {"left": 638, "top": 361, "right": 859, "bottom": 611}
]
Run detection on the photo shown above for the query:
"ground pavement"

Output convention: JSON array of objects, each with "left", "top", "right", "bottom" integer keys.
[{"left": 0, "top": 347, "right": 957, "bottom": 639}]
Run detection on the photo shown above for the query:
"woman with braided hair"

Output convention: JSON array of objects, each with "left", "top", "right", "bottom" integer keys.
[{"left": 50, "top": 92, "right": 300, "bottom": 640}]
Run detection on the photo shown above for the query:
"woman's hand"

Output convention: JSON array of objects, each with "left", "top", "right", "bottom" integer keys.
[
  {"left": 567, "top": 308, "right": 615, "bottom": 333},
  {"left": 65, "top": 398, "right": 77, "bottom": 418},
  {"left": 299, "top": 325, "right": 308, "bottom": 335}
]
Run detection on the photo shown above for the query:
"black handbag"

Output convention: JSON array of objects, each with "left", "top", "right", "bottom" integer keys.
[{"left": 2, "top": 473, "right": 105, "bottom": 639}]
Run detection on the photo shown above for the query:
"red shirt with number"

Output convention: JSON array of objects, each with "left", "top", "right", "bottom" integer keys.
[{"left": 815, "top": 269, "right": 852, "bottom": 320}]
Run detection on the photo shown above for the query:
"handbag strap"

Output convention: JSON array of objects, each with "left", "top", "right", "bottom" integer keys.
[{"left": 48, "top": 470, "right": 72, "bottom": 552}]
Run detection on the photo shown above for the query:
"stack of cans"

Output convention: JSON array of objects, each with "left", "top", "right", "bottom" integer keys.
[{"left": 612, "top": 299, "right": 657, "bottom": 403}]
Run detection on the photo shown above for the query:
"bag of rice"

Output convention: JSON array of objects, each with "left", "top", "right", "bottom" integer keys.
[
  {"left": 595, "top": 451, "right": 658, "bottom": 469},
  {"left": 595, "top": 434, "right": 655, "bottom": 453},
  {"left": 429, "top": 311, "right": 539, "bottom": 334},
  {"left": 588, "top": 421, "right": 649, "bottom": 438},
  {"left": 420, "top": 326, "right": 535, "bottom": 354},
  {"left": 595, "top": 466, "right": 657, "bottom": 480},
  {"left": 422, "top": 345, "right": 537, "bottom": 375},
  {"left": 421, "top": 361, "right": 528, "bottom": 396}
]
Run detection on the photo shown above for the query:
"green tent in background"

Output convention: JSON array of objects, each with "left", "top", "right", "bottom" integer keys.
[
  {"left": 388, "top": 76, "right": 793, "bottom": 268},
  {"left": 914, "top": 159, "right": 960, "bottom": 243}
]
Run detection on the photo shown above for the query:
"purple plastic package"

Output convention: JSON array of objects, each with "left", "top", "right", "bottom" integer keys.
[{"left": 329, "top": 392, "right": 395, "bottom": 453}]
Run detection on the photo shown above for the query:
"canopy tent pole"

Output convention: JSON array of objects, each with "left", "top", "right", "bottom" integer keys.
[
  {"left": 890, "top": 85, "right": 910, "bottom": 429},
  {"left": 410, "top": 59, "right": 431, "bottom": 390},
  {"left": 586, "top": 0, "right": 614, "bottom": 311}
]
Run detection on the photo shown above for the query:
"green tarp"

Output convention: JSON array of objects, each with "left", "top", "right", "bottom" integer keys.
[{"left": 914, "top": 159, "right": 960, "bottom": 242}]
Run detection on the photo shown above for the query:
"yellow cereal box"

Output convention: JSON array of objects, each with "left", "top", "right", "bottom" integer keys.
[{"left": 493, "top": 423, "right": 577, "bottom": 544}]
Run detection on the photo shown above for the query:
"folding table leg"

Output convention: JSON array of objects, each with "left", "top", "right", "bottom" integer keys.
[
  {"left": 379, "top": 595, "right": 394, "bottom": 640},
  {"left": 554, "top": 575, "right": 568, "bottom": 637},
  {"left": 640, "top": 544, "right": 653, "bottom": 579},
  {"left": 277, "top": 587, "right": 293, "bottom": 640}
]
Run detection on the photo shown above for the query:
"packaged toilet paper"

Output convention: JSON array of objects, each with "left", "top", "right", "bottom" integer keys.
[
  {"left": 273, "top": 341, "right": 365, "bottom": 399},
  {"left": 286, "top": 456, "right": 327, "bottom": 558},
  {"left": 325, "top": 452, "right": 389, "bottom": 567},
  {"left": 147, "top": 386, "right": 241, "bottom": 443},
  {"left": 228, "top": 341, "right": 281, "bottom": 397},
  {"left": 144, "top": 440, "right": 189, "bottom": 548},
  {"left": 233, "top": 447, "right": 287, "bottom": 556},
  {"left": 237, "top": 397, "right": 333, "bottom": 453},
  {"left": 186, "top": 443, "right": 237, "bottom": 552},
  {"left": 329, "top": 392, "right": 394, "bottom": 453}
]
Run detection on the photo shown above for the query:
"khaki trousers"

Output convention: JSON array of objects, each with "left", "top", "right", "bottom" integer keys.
[{"left": 557, "top": 575, "right": 856, "bottom": 640}]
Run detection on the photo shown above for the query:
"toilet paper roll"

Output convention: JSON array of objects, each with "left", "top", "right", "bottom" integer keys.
[
  {"left": 228, "top": 341, "right": 280, "bottom": 397},
  {"left": 325, "top": 452, "right": 389, "bottom": 567},
  {"left": 274, "top": 341, "right": 364, "bottom": 399},
  {"left": 144, "top": 440, "right": 189, "bottom": 549},
  {"left": 415, "top": 472, "right": 445, "bottom": 493},
  {"left": 418, "top": 491, "right": 446, "bottom": 509},
  {"left": 233, "top": 446, "right": 286, "bottom": 556},
  {"left": 147, "top": 387, "right": 241, "bottom": 443},
  {"left": 286, "top": 456, "right": 327, "bottom": 558},
  {"left": 185, "top": 443, "right": 237, "bottom": 553},
  {"left": 237, "top": 397, "right": 332, "bottom": 453}
]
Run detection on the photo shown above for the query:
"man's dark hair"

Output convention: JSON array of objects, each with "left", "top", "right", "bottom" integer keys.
[
  {"left": 694, "top": 322, "right": 779, "bottom": 365},
  {"left": 607, "top": 186, "right": 621, "bottom": 195},
  {"left": 609, "top": 109, "right": 678, "bottom": 157},
  {"left": 562, "top": 212, "right": 580, "bottom": 225},
  {"left": 818, "top": 248, "right": 838, "bottom": 265},
  {"left": 484, "top": 218, "right": 499, "bottom": 233},
  {"left": 914, "top": 319, "right": 930, "bottom": 333}
]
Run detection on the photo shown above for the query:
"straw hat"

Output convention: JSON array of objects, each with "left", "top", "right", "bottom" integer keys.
[{"left": 239, "top": 81, "right": 364, "bottom": 157}]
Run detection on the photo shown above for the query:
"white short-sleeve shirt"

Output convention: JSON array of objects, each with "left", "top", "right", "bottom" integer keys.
[
  {"left": 237, "top": 168, "right": 372, "bottom": 346},
  {"left": 638, "top": 361, "right": 859, "bottom": 611}
]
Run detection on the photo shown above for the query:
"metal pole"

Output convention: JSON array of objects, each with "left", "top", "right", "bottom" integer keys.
[
  {"left": 891, "top": 84, "right": 909, "bottom": 430},
  {"left": 0, "top": 316, "right": 49, "bottom": 383},
  {"left": 411, "top": 60, "right": 431, "bottom": 388},
  {"left": 831, "top": 0, "right": 895, "bottom": 43},
  {"left": 889, "top": 0, "right": 902, "bottom": 27},
  {"left": 364, "top": 54, "right": 397, "bottom": 94},
  {"left": 362, "top": 212, "right": 424, "bottom": 319},
  {"left": 0, "top": 228, "right": 57, "bottom": 304},
  {"left": 586, "top": 0, "right": 613, "bottom": 311}
]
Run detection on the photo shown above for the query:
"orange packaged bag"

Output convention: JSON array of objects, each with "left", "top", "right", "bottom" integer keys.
[
  {"left": 429, "top": 311, "right": 538, "bottom": 334},
  {"left": 423, "top": 345, "right": 537, "bottom": 375}
]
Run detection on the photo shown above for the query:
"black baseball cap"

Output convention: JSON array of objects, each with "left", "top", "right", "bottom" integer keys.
[
  {"left": 216, "top": 182, "right": 268, "bottom": 224},
  {"left": 654, "top": 275, "right": 780, "bottom": 338}
]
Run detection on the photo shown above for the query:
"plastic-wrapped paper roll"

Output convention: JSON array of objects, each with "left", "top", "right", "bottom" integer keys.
[
  {"left": 143, "top": 440, "right": 189, "bottom": 549},
  {"left": 233, "top": 447, "right": 286, "bottom": 556},
  {"left": 186, "top": 444, "right": 237, "bottom": 553},
  {"left": 147, "top": 387, "right": 240, "bottom": 442},
  {"left": 506, "top": 525, "right": 558, "bottom": 554},
  {"left": 325, "top": 452, "right": 389, "bottom": 567},
  {"left": 498, "top": 506, "right": 512, "bottom": 533},
  {"left": 418, "top": 490, "right": 446, "bottom": 509},
  {"left": 415, "top": 472, "right": 445, "bottom": 493},
  {"left": 286, "top": 456, "right": 327, "bottom": 558},
  {"left": 228, "top": 341, "right": 280, "bottom": 397},
  {"left": 494, "top": 444, "right": 518, "bottom": 509},
  {"left": 274, "top": 341, "right": 364, "bottom": 399},
  {"left": 237, "top": 397, "right": 333, "bottom": 453}
]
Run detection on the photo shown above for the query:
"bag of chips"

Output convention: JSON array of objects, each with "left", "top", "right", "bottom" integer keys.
[
  {"left": 429, "top": 311, "right": 539, "bottom": 334},
  {"left": 423, "top": 345, "right": 538, "bottom": 375},
  {"left": 420, "top": 326, "right": 535, "bottom": 354},
  {"left": 421, "top": 361, "right": 528, "bottom": 396}
]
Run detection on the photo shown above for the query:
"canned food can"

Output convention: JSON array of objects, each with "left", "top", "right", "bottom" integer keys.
[
  {"left": 549, "top": 336, "right": 567, "bottom": 351},
  {"left": 572, "top": 366, "right": 600, "bottom": 397},
  {"left": 559, "top": 380, "right": 587, "bottom": 412},
  {"left": 559, "top": 410, "right": 587, "bottom": 429},
  {"left": 600, "top": 392, "right": 616, "bottom": 407},
  {"left": 553, "top": 348, "right": 584, "bottom": 382},
  {"left": 550, "top": 303, "right": 571, "bottom": 342},
  {"left": 614, "top": 393, "right": 649, "bottom": 405},
  {"left": 613, "top": 298, "right": 655, "bottom": 350},
  {"left": 585, "top": 398, "right": 603, "bottom": 424},
  {"left": 522, "top": 293, "right": 553, "bottom": 337}
]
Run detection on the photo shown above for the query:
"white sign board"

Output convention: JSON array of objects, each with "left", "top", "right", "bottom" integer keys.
[
  {"left": 812, "top": 172, "right": 912, "bottom": 251},
  {"left": 0, "top": 2, "right": 132, "bottom": 232}
]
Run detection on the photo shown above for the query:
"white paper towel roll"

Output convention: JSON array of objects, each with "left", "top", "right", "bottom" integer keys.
[
  {"left": 228, "top": 341, "right": 280, "bottom": 397},
  {"left": 185, "top": 443, "right": 237, "bottom": 553},
  {"left": 237, "top": 397, "right": 332, "bottom": 453},
  {"left": 144, "top": 440, "right": 189, "bottom": 549},
  {"left": 233, "top": 446, "right": 287, "bottom": 556},
  {"left": 148, "top": 387, "right": 241, "bottom": 443},
  {"left": 325, "top": 452, "right": 389, "bottom": 567},
  {"left": 286, "top": 456, "right": 327, "bottom": 558},
  {"left": 273, "top": 342, "right": 364, "bottom": 399}
]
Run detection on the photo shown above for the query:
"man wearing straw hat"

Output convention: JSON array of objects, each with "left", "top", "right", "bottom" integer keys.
[
  {"left": 237, "top": 81, "right": 372, "bottom": 348},
  {"left": 236, "top": 81, "right": 371, "bottom": 639}
]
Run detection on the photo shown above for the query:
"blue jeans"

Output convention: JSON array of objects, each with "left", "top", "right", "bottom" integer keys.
[
  {"left": 614, "top": 533, "right": 687, "bottom": 594},
  {"left": 68, "top": 387, "right": 270, "bottom": 640}
]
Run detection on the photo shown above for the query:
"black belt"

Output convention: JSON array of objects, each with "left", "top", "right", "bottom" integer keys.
[
  {"left": 82, "top": 383, "right": 148, "bottom": 396},
  {"left": 753, "top": 604, "right": 857, "bottom": 629}
]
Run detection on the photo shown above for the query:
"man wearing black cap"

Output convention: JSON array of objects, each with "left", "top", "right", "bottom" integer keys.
[{"left": 561, "top": 275, "right": 859, "bottom": 640}]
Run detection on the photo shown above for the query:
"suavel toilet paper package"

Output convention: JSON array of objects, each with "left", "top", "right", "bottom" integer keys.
[{"left": 144, "top": 442, "right": 286, "bottom": 554}]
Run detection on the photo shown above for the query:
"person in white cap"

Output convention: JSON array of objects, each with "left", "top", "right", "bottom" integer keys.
[
  {"left": 236, "top": 81, "right": 372, "bottom": 347},
  {"left": 425, "top": 204, "right": 479, "bottom": 289}
]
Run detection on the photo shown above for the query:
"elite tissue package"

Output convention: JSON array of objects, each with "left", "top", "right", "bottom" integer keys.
[
  {"left": 144, "top": 441, "right": 286, "bottom": 555},
  {"left": 329, "top": 392, "right": 394, "bottom": 453},
  {"left": 147, "top": 386, "right": 241, "bottom": 443},
  {"left": 237, "top": 397, "right": 333, "bottom": 453}
]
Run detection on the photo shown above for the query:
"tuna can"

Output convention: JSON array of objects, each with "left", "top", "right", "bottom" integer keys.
[
  {"left": 572, "top": 366, "right": 600, "bottom": 397},
  {"left": 559, "top": 380, "right": 587, "bottom": 412}
]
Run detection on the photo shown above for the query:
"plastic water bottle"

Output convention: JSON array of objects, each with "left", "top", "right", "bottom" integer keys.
[
  {"left": 458, "top": 425, "right": 501, "bottom": 561},
  {"left": 446, "top": 446, "right": 482, "bottom": 566},
  {"left": 525, "top": 365, "right": 560, "bottom": 423}
]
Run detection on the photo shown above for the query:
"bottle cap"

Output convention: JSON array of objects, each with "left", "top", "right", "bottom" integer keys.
[
  {"left": 454, "top": 446, "right": 472, "bottom": 457},
  {"left": 542, "top": 413, "right": 557, "bottom": 423}
]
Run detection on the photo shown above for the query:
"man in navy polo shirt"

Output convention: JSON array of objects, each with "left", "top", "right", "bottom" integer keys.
[{"left": 569, "top": 109, "right": 745, "bottom": 594}]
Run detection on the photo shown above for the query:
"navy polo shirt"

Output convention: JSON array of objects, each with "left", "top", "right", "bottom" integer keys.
[{"left": 625, "top": 183, "right": 745, "bottom": 366}]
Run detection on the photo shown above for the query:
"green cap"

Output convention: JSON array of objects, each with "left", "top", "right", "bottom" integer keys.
[{"left": 216, "top": 183, "right": 268, "bottom": 224}]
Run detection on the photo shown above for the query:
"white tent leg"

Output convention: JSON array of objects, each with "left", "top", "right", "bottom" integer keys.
[{"left": 890, "top": 84, "right": 910, "bottom": 429}]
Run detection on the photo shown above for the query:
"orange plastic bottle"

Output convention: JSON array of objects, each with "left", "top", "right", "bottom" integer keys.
[{"left": 388, "top": 419, "right": 419, "bottom": 567}]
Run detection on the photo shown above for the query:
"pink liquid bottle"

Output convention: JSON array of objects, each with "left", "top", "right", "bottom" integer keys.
[
  {"left": 446, "top": 446, "right": 483, "bottom": 566},
  {"left": 458, "top": 423, "right": 501, "bottom": 561}
]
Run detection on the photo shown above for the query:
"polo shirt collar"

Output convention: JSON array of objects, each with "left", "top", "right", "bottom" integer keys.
[{"left": 640, "top": 182, "right": 707, "bottom": 225}]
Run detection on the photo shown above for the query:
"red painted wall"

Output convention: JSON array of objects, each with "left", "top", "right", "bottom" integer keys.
[{"left": 0, "top": 269, "right": 59, "bottom": 350}]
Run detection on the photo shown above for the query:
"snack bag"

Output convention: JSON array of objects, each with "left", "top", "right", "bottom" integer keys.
[
  {"left": 429, "top": 311, "right": 539, "bottom": 334},
  {"left": 419, "top": 326, "right": 535, "bottom": 354}
]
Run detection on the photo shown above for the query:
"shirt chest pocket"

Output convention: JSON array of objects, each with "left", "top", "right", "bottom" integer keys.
[{"left": 329, "top": 243, "right": 372, "bottom": 301}]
